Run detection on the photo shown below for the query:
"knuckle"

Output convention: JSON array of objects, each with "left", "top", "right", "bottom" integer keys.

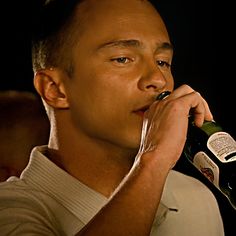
[
  {"left": 167, "top": 99, "right": 183, "bottom": 111},
  {"left": 194, "top": 91, "right": 201, "bottom": 97},
  {"left": 181, "top": 84, "right": 193, "bottom": 92}
]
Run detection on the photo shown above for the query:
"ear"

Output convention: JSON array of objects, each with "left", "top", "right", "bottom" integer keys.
[{"left": 34, "top": 68, "right": 69, "bottom": 109}]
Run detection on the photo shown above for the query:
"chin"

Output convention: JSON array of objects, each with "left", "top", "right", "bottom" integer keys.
[{"left": 121, "top": 129, "right": 142, "bottom": 151}]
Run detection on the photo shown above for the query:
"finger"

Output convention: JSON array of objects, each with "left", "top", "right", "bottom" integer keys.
[
  {"left": 165, "top": 85, "right": 213, "bottom": 126},
  {"left": 167, "top": 84, "right": 195, "bottom": 99},
  {"left": 201, "top": 95, "right": 213, "bottom": 121},
  {"left": 188, "top": 92, "right": 213, "bottom": 127}
]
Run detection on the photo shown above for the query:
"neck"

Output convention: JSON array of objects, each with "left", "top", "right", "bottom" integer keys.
[{"left": 47, "top": 118, "right": 138, "bottom": 197}]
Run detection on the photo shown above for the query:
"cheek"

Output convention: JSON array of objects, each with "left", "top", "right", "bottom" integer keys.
[
  {"left": 170, "top": 79, "right": 174, "bottom": 91},
  {"left": 65, "top": 77, "right": 143, "bottom": 149},
  {"left": 166, "top": 74, "right": 174, "bottom": 91},
  {"left": 67, "top": 76, "right": 122, "bottom": 131}
]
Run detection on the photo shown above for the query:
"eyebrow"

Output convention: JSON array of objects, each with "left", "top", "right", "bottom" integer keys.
[
  {"left": 155, "top": 42, "right": 173, "bottom": 53},
  {"left": 96, "top": 39, "right": 173, "bottom": 52}
]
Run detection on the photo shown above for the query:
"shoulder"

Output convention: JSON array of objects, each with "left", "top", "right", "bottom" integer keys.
[
  {"left": 167, "top": 169, "right": 212, "bottom": 189},
  {"left": 157, "top": 170, "right": 224, "bottom": 235},
  {"left": 0, "top": 178, "right": 52, "bottom": 216},
  {"left": 0, "top": 178, "right": 60, "bottom": 235},
  {"left": 164, "top": 170, "right": 219, "bottom": 206}
]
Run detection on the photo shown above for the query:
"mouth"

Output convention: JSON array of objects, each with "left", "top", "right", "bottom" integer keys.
[
  {"left": 133, "top": 92, "right": 171, "bottom": 117},
  {"left": 133, "top": 105, "right": 150, "bottom": 117}
]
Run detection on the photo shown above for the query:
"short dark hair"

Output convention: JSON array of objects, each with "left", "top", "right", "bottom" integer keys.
[
  {"left": 31, "top": 0, "right": 156, "bottom": 76},
  {"left": 31, "top": 0, "right": 83, "bottom": 76}
]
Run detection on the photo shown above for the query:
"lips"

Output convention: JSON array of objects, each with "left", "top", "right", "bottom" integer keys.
[
  {"left": 133, "top": 104, "right": 151, "bottom": 117},
  {"left": 133, "top": 92, "right": 170, "bottom": 117}
]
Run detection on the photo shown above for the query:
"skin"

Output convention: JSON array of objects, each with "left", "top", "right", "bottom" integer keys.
[{"left": 34, "top": 0, "right": 213, "bottom": 235}]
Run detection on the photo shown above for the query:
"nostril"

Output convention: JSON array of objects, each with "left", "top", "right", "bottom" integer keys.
[
  {"left": 146, "top": 84, "right": 157, "bottom": 89},
  {"left": 137, "top": 68, "right": 167, "bottom": 92}
]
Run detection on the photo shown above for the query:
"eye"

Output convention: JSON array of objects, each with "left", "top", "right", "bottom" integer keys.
[
  {"left": 111, "top": 57, "right": 130, "bottom": 64},
  {"left": 156, "top": 60, "right": 171, "bottom": 68}
]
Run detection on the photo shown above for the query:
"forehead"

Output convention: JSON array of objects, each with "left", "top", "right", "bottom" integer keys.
[{"left": 75, "top": 0, "right": 169, "bottom": 43}]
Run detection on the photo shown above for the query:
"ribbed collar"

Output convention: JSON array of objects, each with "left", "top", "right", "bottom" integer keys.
[
  {"left": 21, "top": 146, "right": 108, "bottom": 225},
  {"left": 21, "top": 145, "right": 178, "bottom": 226}
]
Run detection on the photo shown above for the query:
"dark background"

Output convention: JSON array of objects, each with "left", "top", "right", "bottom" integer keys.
[{"left": 1, "top": 0, "right": 235, "bottom": 235}]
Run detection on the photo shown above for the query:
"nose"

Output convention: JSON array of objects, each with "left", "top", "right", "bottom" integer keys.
[{"left": 137, "top": 62, "right": 168, "bottom": 92}]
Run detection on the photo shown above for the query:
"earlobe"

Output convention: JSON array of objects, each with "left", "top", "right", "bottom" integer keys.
[{"left": 34, "top": 69, "right": 69, "bottom": 109}]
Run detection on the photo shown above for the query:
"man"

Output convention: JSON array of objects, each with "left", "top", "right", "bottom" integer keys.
[{"left": 0, "top": 0, "right": 224, "bottom": 235}]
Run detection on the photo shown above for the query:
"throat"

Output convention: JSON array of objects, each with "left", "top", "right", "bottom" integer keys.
[{"left": 45, "top": 146, "right": 137, "bottom": 197}]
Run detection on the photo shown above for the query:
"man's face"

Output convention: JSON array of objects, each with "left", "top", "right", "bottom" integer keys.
[{"left": 64, "top": 0, "right": 174, "bottom": 152}]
